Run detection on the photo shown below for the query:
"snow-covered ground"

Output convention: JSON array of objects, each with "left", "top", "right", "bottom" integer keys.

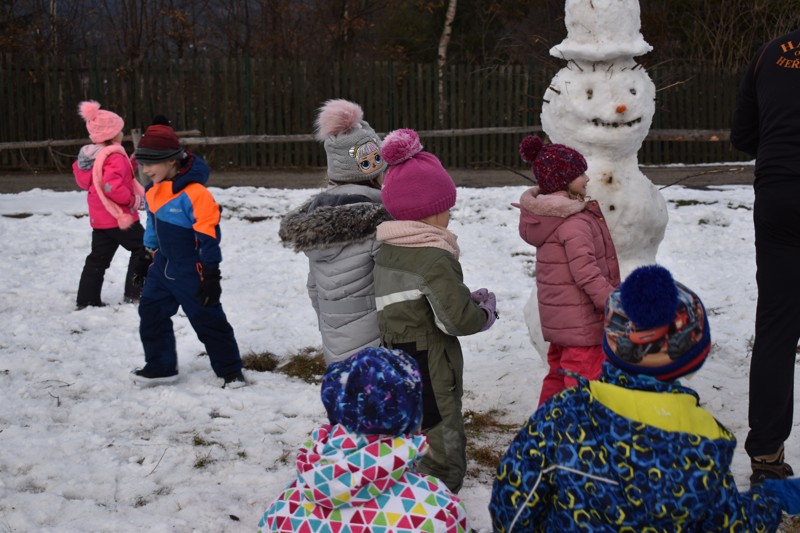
[{"left": 0, "top": 182, "right": 797, "bottom": 532}]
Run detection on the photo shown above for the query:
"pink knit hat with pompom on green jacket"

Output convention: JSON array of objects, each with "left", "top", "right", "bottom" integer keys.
[{"left": 380, "top": 129, "right": 456, "bottom": 221}]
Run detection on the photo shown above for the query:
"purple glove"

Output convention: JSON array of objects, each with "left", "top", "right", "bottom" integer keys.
[
  {"left": 477, "top": 291, "right": 497, "bottom": 331},
  {"left": 471, "top": 288, "right": 490, "bottom": 304}
]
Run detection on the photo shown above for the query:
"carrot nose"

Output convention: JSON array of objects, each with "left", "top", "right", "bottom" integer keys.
[{"left": 616, "top": 104, "right": 627, "bottom": 113}]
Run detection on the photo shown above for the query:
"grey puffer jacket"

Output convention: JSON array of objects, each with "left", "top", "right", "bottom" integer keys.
[{"left": 279, "top": 184, "right": 392, "bottom": 364}]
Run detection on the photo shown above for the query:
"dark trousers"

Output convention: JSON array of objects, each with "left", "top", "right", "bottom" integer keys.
[
  {"left": 77, "top": 223, "right": 148, "bottom": 306},
  {"left": 390, "top": 341, "right": 466, "bottom": 493},
  {"left": 138, "top": 258, "right": 242, "bottom": 378},
  {"left": 746, "top": 185, "right": 800, "bottom": 458}
]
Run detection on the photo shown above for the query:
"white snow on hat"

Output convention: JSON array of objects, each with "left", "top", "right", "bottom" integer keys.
[{"left": 550, "top": 0, "right": 652, "bottom": 62}]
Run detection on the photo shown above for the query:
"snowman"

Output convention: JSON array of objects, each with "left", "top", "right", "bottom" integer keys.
[{"left": 523, "top": 0, "right": 669, "bottom": 356}]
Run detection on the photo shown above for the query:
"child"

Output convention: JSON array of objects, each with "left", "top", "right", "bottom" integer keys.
[
  {"left": 130, "top": 123, "right": 245, "bottom": 388},
  {"left": 490, "top": 265, "right": 800, "bottom": 532},
  {"left": 279, "top": 99, "right": 390, "bottom": 365},
  {"left": 373, "top": 128, "right": 497, "bottom": 493},
  {"left": 73, "top": 100, "right": 149, "bottom": 308},
  {"left": 515, "top": 134, "right": 620, "bottom": 406},
  {"left": 258, "top": 347, "right": 471, "bottom": 533}
]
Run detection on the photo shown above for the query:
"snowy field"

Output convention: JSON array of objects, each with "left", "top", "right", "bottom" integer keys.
[{"left": 1, "top": 182, "right": 798, "bottom": 532}]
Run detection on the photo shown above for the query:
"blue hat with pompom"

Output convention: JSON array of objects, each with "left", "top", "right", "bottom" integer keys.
[
  {"left": 602, "top": 265, "right": 711, "bottom": 381},
  {"left": 321, "top": 347, "right": 423, "bottom": 435}
]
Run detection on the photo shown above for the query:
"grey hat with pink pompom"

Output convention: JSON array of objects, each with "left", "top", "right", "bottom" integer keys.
[{"left": 315, "top": 99, "right": 385, "bottom": 183}]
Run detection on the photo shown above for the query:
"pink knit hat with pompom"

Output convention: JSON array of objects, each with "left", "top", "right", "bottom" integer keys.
[
  {"left": 78, "top": 101, "right": 125, "bottom": 144},
  {"left": 381, "top": 129, "right": 456, "bottom": 221},
  {"left": 519, "top": 134, "right": 587, "bottom": 194}
]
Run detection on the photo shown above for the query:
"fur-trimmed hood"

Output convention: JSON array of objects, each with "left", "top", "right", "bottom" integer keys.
[
  {"left": 279, "top": 186, "right": 392, "bottom": 252},
  {"left": 515, "top": 187, "right": 587, "bottom": 247}
]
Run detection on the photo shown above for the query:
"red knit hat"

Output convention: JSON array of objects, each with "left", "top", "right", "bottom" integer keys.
[
  {"left": 519, "top": 134, "right": 587, "bottom": 194},
  {"left": 78, "top": 101, "right": 124, "bottom": 144},
  {"left": 135, "top": 124, "right": 185, "bottom": 163},
  {"left": 380, "top": 129, "right": 456, "bottom": 221}
]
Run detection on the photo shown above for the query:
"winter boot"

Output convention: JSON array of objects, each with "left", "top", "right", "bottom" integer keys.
[
  {"left": 131, "top": 366, "right": 179, "bottom": 387},
  {"left": 750, "top": 443, "right": 794, "bottom": 485},
  {"left": 222, "top": 370, "right": 247, "bottom": 389}
]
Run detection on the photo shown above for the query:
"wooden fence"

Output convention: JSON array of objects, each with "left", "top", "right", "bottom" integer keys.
[{"left": 0, "top": 54, "right": 748, "bottom": 170}]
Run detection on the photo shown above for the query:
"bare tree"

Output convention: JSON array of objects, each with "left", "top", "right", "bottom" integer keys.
[
  {"left": 688, "top": 0, "right": 800, "bottom": 70},
  {"left": 437, "top": 0, "right": 456, "bottom": 126}
]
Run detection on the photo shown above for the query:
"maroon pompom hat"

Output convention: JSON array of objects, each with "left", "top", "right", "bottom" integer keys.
[{"left": 519, "top": 134, "right": 587, "bottom": 194}]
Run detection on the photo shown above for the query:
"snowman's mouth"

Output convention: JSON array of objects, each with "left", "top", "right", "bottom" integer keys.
[{"left": 590, "top": 117, "right": 643, "bottom": 128}]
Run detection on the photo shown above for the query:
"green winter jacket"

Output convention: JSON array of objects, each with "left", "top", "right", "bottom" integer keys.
[
  {"left": 373, "top": 242, "right": 487, "bottom": 492},
  {"left": 374, "top": 244, "right": 487, "bottom": 346}
]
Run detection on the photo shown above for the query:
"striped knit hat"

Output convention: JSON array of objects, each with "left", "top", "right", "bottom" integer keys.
[
  {"left": 602, "top": 265, "right": 711, "bottom": 381},
  {"left": 135, "top": 124, "right": 185, "bottom": 164}
]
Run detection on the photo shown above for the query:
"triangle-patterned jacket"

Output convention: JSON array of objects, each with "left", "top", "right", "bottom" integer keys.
[{"left": 259, "top": 423, "right": 469, "bottom": 533}]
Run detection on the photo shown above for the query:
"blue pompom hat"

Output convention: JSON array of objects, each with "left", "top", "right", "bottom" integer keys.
[
  {"left": 321, "top": 347, "right": 423, "bottom": 435},
  {"left": 602, "top": 265, "right": 711, "bottom": 381}
]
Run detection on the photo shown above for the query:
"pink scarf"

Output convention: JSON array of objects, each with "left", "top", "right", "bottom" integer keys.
[
  {"left": 376, "top": 220, "right": 460, "bottom": 260},
  {"left": 92, "top": 144, "right": 144, "bottom": 230}
]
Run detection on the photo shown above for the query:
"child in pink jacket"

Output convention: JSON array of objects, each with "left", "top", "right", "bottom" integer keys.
[
  {"left": 515, "top": 134, "right": 620, "bottom": 406},
  {"left": 73, "top": 101, "right": 149, "bottom": 309}
]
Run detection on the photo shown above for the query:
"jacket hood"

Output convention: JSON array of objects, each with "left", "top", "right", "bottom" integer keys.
[
  {"left": 517, "top": 187, "right": 586, "bottom": 246},
  {"left": 279, "top": 187, "right": 391, "bottom": 252},
  {"left": 172, "top": 153, "right": 209, "bottom": 193},
  {"left": 295, "top": 424, "right": 427, "bottom": 509},
  {"left": 144, "top": 153, "right": 210, "bottom": 193}
]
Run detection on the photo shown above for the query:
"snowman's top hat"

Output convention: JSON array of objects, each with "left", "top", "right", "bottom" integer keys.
[{"left": 550, "top": 0, "right": 652, "bottom": 62}]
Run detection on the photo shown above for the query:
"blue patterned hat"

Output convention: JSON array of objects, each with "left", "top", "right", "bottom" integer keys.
[
  {"left": 321, "top": 347, "right": 422, "bottom": 435},
  {"left": 603, "top": 265, "right": 711, "bottom": 381}
]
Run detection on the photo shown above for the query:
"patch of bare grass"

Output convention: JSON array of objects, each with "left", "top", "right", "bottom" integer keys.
[{"left": 464, "top": 409, "right": 519, "bottom": 481}]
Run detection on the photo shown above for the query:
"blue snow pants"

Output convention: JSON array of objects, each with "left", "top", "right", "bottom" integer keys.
[{"left": 138, "top": 256, "right": 242, "bottom": 378}]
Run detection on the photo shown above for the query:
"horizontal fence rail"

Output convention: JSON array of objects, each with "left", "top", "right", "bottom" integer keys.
[{"left": 0, "top": 54, "right": 747, "bottom": 171}]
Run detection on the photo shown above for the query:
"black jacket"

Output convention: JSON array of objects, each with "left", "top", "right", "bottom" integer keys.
[{"left": 731, "top": 28, "right": 800, "bottom": 190}]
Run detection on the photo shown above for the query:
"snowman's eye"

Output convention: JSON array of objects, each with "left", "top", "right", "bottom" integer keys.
[
  {"left": 586, "top": 89, "right": 593, "bottom": 99},
  {"left": 630, "top": 88, "right": 637, "bottom": 95}
]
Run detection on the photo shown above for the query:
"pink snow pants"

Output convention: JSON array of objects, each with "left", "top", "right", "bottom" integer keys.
[{"left": 538, "top": 343, "right": 605, "bottom": 407}]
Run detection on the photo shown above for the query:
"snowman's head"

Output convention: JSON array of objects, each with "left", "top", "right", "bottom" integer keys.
[{"left": 541, "top": 59, "right": 655, "bottom": 158}]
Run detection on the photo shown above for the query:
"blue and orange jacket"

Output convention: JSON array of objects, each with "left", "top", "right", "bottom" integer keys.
[
  {"left": 143, "top": 154, "right": 223, "bottom": 277},
  {"left": 490, "top": 364, "right": 782, "bottom": 532}
]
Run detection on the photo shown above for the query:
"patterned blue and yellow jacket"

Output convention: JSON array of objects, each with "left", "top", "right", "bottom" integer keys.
[{"left": 490, "top": 365, "right": 782, "bottom": 532}]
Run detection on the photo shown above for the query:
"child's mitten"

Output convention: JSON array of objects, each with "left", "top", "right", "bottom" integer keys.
[
  {"left": 478, "top": 291, "right": 498, "bottom": 331},
  {"left": 129, "top": 193, "right": 145, "bottom": 211},
  {"left": 471, "top": 288, "right": 490, "bottom": 303},
  {"left": 763, "top": 478, "right": 800, "bottom": 515},
  {"left": 197, "top": 265, "right": 222, "bottom": 307}
]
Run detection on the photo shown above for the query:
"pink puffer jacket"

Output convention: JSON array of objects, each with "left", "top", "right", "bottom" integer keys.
[
  {"left": 73, "top": 152, "right": 139, "bottom": 229},
  {"left": 517, "top": 187, "right": 620, "bottom": 346}
]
